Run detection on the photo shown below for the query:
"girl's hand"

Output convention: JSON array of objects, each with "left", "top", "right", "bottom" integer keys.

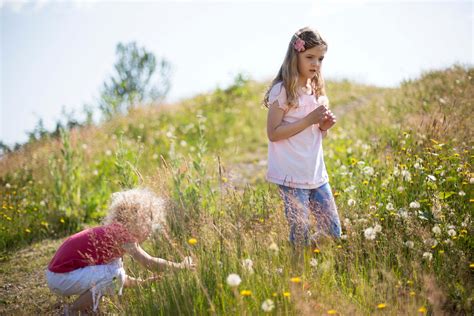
[
  {"left": 319, "top": 110, "right": 336, "bottom": 131},
  {"left": 180, "top": 256, "right": 196, "bottom": 270},
  {"left": 305, "top": 106, "right": 328, "bottom": 125}
]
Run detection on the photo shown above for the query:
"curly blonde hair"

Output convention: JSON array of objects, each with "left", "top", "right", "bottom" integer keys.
[
  {"left": 264, "top": 26, "right": 328, "bottom": 109},
  {"left": 103, "top": 188, "right": 166, "bottom": 240}
]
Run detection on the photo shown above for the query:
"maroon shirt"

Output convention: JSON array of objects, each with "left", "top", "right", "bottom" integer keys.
[{"left": 48, "top": 223, "right": 135, "bottom": 273}]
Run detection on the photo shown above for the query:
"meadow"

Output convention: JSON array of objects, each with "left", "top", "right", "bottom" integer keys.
[{"left": 0, "top": 65, "right": 472, "bottom": 315}]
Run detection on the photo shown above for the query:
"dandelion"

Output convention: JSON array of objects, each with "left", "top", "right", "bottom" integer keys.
[
  {"left": 447, "top": 229, "right": 456, "bottom": 237},
  {"left": 414, "top": 162, "right": 422, "bottom": 169},
  {"left": 60, "top": 218, "right": 65, "bottom": 224},
  {"left": 386, "top": 203, "right": 394, "bottom": 211},
  {"left": 409, "top": 291, "right": 416, "bottom": 296},
  {"left": 377, "top": 303, "right": 387, "bottom": 309},
  {"left": 283, "top": 291, "right": 291, "bottom": 297},
  {"left": 327, "top": 310, "right": 337, "bottom": 315},
  {"left": 432, "top": 225, "right": 441, "bottom": 235},
  {"left": 242, "top": 258, "right": 254, "bottom": 274},
  {"left": 422, "top": 252, "right": 433, "bottom": 261},
  {"left": 226, "top": 273, "right": 241, "bottom": 287},
  {"left": 458, "top": 191, "right": 466, "bottom": 196},
  {"left": 426, "top": 175, "right": 436, "bottom": 181},
  {"left": 409, "top": 201, "right": 420, "bottom": 209},
  {"left": 374, "top": 224, "right": 382, "bottom": 233},
  {"left": 340, "top": 234, "right": 348, "bottom": 240},
  {"left": 347, "top": 199, "right": 356, "bottom": 207},
  {"left": 363, "top": 166, "right": 374, "bottom": 176},
  {"left": 438, "top": 250, "right": 445, "bottom": 254},
  {"left": 268, "top": 242, "right": 279, "bottom": 254},
  {"left": 469, "top": 263, "right": 474, "bottom": 269},
  {"left": 93, "top": 170, "right": 99, "bottom": 176},
  {"left": 275, "top": 267, "right": 283, "bottom": 274},
  {"left": 240, "top": 290, "right": 252, "bottom": 296},
  {"left": 24, "top": 228, "right": 31, "bottom": 233},
  {"left": 105, "top": 149, "right": 112, "bottom": 156},
  {"left": 404, "top": 241, "right": 414, "bottom": 249},
  {"left": 188, "top": 238, "right": 198, "bottom": 245},
  {"left": 313, "top": 248, "right": 321, "bottom": 254},
  {"left": 310, "top": 258, "right": 318, "bottom": 267},
  {"left": 364, "top": 227, "right": 376, "bottom": 240},
  {"left": 402, "top": 170, "right": 412, "bottom": 181},
  {"left": 261, "top": 299, "right": 275, "bottom": 312},
  {"left": 290, "top": 277, "right": 301, "bottom": 283},
  {"left": 418, "top": 306, "right": 427, "bottom": 314}
]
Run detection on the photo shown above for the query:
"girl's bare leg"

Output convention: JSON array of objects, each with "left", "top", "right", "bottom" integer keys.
[{"left": 69, "top": 290, "right": 93, "bottom": 315}]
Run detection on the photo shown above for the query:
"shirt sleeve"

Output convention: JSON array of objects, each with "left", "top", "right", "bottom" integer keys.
[{"left": 268, "top": 83, "right": 289, "bottom": 112}]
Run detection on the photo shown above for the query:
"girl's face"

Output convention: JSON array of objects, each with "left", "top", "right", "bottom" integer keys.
[{"left": 297, "top": 46, "right": 326, "bottom": 84}]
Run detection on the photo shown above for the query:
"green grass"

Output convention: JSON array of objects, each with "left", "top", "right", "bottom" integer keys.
[{"left": 0, "top": 64, "right": 472, "bottom": 314}]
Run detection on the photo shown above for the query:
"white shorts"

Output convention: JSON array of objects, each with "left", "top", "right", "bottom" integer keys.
[{"left": 46, "top": 259, "right": 126, "bottom": 311}]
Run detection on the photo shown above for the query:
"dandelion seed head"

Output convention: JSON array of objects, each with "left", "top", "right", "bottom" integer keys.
[
  {"left": 261, "top": 299, "right": 275, "bottom": 312},
  {"left": 226, "top": 273, "right": 241, "bottom": 287}
]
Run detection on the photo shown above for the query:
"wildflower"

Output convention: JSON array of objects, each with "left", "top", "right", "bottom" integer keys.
[
  {"left": 188, "top": 238, "right": 198, "bottom": 245},
  {"left": 469, "top": 263, "right": 474, "bottom": 269},
  {"left": 418, "top": 306, "right": 427, "bottom": 314},
  {"left": 105, "top": 149, "right": 112, "bottom": 156},
  {"left": 81, "top": 144, "right": 88, "bottom": 150},
  {"left": 364, "top": 227, "right": 376, "bottom": 240},
  {"left": 347, "top": 199, "right": 356, "bottom": 207},
  {"left": 344, "top": 185, "right": 356, "bottom": 192},
  {"left": 422, "top": 252, "right": 433, "bottom": 261},
  {"left": 275, "top": 267, "right": 283, "bottom": 274},
  {"left": 283, "top": 291, "right": 291, "bottom": 297},
  {"left": 240, "top": 290, "right": 251, "bottom": 296},
  {"left": 401, "top": 170, "right": 412, "bottom": 181},
  {"left": 25, "top": 228, "right": 31, "bottom": 233},
  {"left": 152, "top": 154, "right": 159, "bottom": 160},
  {"left": 290, "top": 277, "right": 301, "bottom": 283},
  {"left": 261, "top": 299, "right": 275, "bottom": 312},
  {"left": 180, "top": 140, "right": 187, "bottom": 147},
  {"left": 226, "top": 273, "right": 241, "bottom": 287},
  {"left": 447, "top": 229, "right": 456, "bottom": 237},
  {"left": 268, "top": 242, "right": 279, "bottom": 253},
  {"left": 458, "top": 191, "right": 466, "bottom": 196},
  {"left": 60, "top": 218, "right": 65, "bottom": 224},
  {"left": 404, "top": 241, "right": 414, "bottom": 249},
  {"left": 327, "top": 310, "right": 337, "bottom": 315},
  {"left": 409, "top": 291, "right": 416, "bottom": 296},
  {"left": 386, "top": 203, "right": 394, "bottom": 211},
  {"left": 424, "top": 238, "right": 438, "bottom": 248},
  {"left": 407, "top": 280, "right": 414, "bottom": 286},
  {"left": 432, "top": 225, "right": 441, "bottom": 235},
  {"left": 374, "top": 224, "right": 382, "bottom": 233},
  {"left": 6, "top": 183, "right": 11, "bottom": 188},
  {"left": 341, "top": 234, "right": 348, "bottom": 240},
  {"left": 470, "top": 178, "right": 474, "bottom": 184},
  {"left": 398, "top": 208, "right": 409, "bottom": 218},
  {"left": 426, "top": 175, "right": 436, "bottom": 181},
  {"left": 377, "top": 303, "right": 387, "bottom": 309},
  {"left": 313, "top": 248, "right": 321, "bottom": 254},
  {"left": 438, "top": 250, "right": 445, "bottom": 254},
  {"left": 242, "top": 258, "right": 254, "bottom": 274},
  {"left": 397, "top": 186, "right": 405, "bottom": 192},
  {"left": 363, "top": 166, "right": 374, "bottom": 176},
  {"left": 409, "top": 201, "right": 420, "bottom": 209},
  {"left": 310, "top": 258, "right": 318, "bottom": 267},
  {"left": 414, "top": 162, "right": 422, "bottom": 169}
]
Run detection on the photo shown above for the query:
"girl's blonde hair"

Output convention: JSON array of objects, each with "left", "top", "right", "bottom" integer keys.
[
  {"left": 264, "top": 27, "right": 328, "bottom": 109},
  {"left": 103, "top": 188, "right": 166, "bottom": 239}
]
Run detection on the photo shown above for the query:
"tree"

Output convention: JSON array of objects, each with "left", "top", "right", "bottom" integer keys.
[{"left": 99, "top": 42, "right": 171, "bottom": 118}]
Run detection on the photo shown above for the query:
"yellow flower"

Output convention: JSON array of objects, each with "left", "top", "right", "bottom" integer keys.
[
  {"left": 60, "top": 218, "right": 65, "bottom": 224},
  {"left": 334, "top": 191, "right": 340, "bottom": 197},
  {"left": 337, "top": 245, "right": 342, "bottom": 249},
  {"left": 272, "top": 292, "right": 278, "bottom": 297},
  {"left": 41, "top": 221, "right": 48, "bottom": 227},
  {"left": 240, "top": 290, "right": 251, "bottom": 296},
  {"left": 363, "top": 180, "right": 369, "bottom": 185},
  {"left": 327, "top": 310, "right": 337, "bottom": 315},
  {"left": 188, "top": 238, "right": 198, "bottom": 245},
  {"left": 24, "top": 228, "right": 31, "bottom": 233},
  {"left": 283, "top": 291, "right": 291, "bottom": 297},
  {"left": 469, "top": 263, "right": 474, "bottom": 269},
  {"left": 221, "top": 177, "right": 228, "bottom": 183},
  {"left": 407, "top": 280, "right": 414, "bottom": 286},
  {"left": 290, "top": 277, "right": 301, "bottom": 283},
  {"left": 313, "top": 249, "right": 321, "bottom": 254},
  {"left": 438, "top": 250, "right": 444, "bottom": 254},
  {"left": 377, "top": 303, "right": 387, "bottom": 309},
  {"left": 418, "top": 306, "right": 427, "bottom": 314},
  {"left": 409, "top": 291, "right": 416, "bottom": 296}
]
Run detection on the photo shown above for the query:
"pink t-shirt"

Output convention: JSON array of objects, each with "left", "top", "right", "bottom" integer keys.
[
  {"left": 48, "top": 223, "right": 136, "bottom": 273},
  {"left": 266, "top": 82, "right": 329, "bottom": 189}
]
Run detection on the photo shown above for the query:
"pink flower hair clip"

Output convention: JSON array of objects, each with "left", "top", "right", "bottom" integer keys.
[{"left": 294, "top": 37, "right": 305, "bottom": 52}]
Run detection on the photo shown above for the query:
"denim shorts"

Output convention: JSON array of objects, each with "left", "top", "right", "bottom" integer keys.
[{"left": 279, "top": 182, "right": 341, "bottom": 245}]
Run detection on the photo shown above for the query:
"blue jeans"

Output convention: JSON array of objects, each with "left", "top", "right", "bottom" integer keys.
[{"left": 279, "top": 183, "right": 341, "bottom": 245}]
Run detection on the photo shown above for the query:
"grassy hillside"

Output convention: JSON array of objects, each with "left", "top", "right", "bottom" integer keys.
[{"left": 0, "top": 65, "right": 472, "bottom": 315}]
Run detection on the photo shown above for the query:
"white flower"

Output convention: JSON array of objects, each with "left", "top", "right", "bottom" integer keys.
[
  {"left": 105, "top": 149, "right": 112, "bottom": 156},
  {"left": 427, "top": 175, "right": 437, "bottom": 181},
  {"left": 340, "top": 234, "right": 348, "bottom": 240},
  {"left": 180, "top": 140, "right": 187, "bottom": 147},
  {"left": 275, "top": 267, "right": 283, "bottom": 274},
  {"left": 347, "top": 147, "right": 353, "bottom": 154},
  {"left": 398, "top": 208, "right": 409, "bottom": 218},
  {"left": 226, "top": 273, "right": 241, "bottom": 287},
  {"left": 347, "top": 199, "right": 356, "bottom": 207},
  {"left": 386, "top": 203, "right": 394, "bottom": 211},
  {"left": 39, "top": 200, "right": 46, "bottom": 206},
  {"left": 444, "top": 239, "right": 454, "bottom": 246},
  {"left": 357, "top": 161, "right": 366, "bottom": 167},
  {"left": 261, "top": 299, "right": 275, "bottom": 312},
  {"left": 152, "top": 153, "right": 159, "bottom": 160},
  {"left": 458, "top": 191, "right": 466, "bottom": 196},
  {"left": 397, "top": 186, "right": 405, "bottom": 192},
  {"left": 404, "top": 241, "right": 414, "bottom": 249},
  {"left": 242, "top": 258, "right": 254, "bottom": 274},
  {"left": 401, "top": 170, "right": 412, "bottom": 181},
  {"left": 5, "top": 183, "right": 11, "bottom": 189},
  {"left": 424, "top": 238, "right": 438, "bottom": 248},
  {"left": 363, "top": 166, "right": 374, "bottom": 176},
  {"left": 422, "top": 252, "right": 433, "bottom": 261},
  {"left": 393, "top": 167, "right": 400, "bottom": 177},
  {"left": 343, "top": 218, "right": 351, "bottom": 226},
  {"left": 470, "top": 178, "right": 474, "bottom": 184},
  {"left": 93, "top": 170, "right": 99, "bottom": 176},
  {"left": 310, "top": 258, "right": 318, "bottom": 267},
  {"left": 414, "top": 162, "right": 421, "bottom": 169},
  {"left": 409, "top": 201, "right": 420, "bottom": 209},
  {"left": 268, "top": 242, "right": 279, "bottom": 254},
  {"left": 374, "top": 224, "right": 382, "bottom": 233},
  {"left": 447, "top": 229, "right": 456, "bottom": 237},
  {"left": 432, "top": 225, "right": 441, "bottom": 235},
  {"left": 364, "top": 227, "right": 376, "bottom": 240},
  {"left": 344, "top": 185, "right": 356, "bottom": 192},
  {"left": 81, "top": 144, "right": 88, "bottom": 150}
]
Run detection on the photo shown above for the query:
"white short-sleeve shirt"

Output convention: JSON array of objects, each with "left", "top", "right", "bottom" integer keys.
[{"left": 266, "top": 82, "right": 329, "bottom": 189}]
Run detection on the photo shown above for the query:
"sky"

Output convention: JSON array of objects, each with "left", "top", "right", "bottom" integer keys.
[{"left": 1, "top": 0, "right": 473, "bottom": 146}]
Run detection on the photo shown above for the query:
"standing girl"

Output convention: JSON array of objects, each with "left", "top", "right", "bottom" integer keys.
[{"left": 264, "top": 27, "right": 341, "bottom": 245}]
